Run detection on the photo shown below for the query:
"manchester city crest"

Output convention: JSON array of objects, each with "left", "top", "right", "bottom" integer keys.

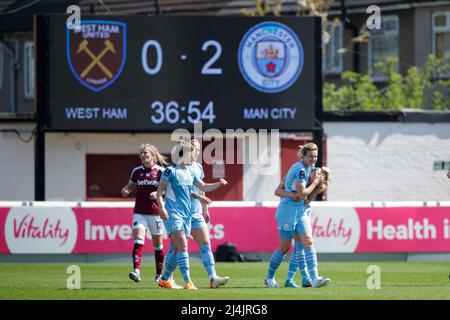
[
  {"left": 66, "top": 20, "right": 126, "bottom": 92},
  {"left": 238, "top": 22, "right": 303, "bottom": 93}
]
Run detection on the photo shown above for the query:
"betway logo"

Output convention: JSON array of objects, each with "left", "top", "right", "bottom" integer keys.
[
  {"left": 85, "top": 220, "right": 225, "bottom": 240},
  {"left": 13, "top": 214, "right": 69, "bottom": 246},
  {"left": 137, "top": 180, "right": 158, "bottom": 186}
]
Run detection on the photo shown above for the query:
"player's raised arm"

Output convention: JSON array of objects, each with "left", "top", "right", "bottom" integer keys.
[
  {"left": 121, "top": 181, "right": 136, "bottom": 197},
  {"left": 295, "top": 171, "right": 322, "bottom": 200},
  {"left": 194, "top": 178, "right": 228, "bottom": 193},
  {"left": 304, "top": 182, "right": 325, "bottom": 206},
  {"left": 305, "top": 167, "right": 330, "bottom": 205}
]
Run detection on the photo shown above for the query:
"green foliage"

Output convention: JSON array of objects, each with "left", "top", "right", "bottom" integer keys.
[{"left": 323, "top": 54, "right": 450, "bottom": 111}]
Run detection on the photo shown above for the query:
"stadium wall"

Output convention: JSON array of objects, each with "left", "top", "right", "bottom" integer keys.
[
  {"left": 0, "top": 201, "right": 449, "bottom": 262},
  {"left": 0, "top": 123, "right": 35, "bottom": 201},
  {"left": 0, "top": 121, "right": 449, "bottom": 201},
  {"left": 325, "top": 122, "right": 450, "bottom": 201}
]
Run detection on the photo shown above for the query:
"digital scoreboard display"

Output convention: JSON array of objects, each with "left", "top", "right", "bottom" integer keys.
[{"left": 37, "top": 15, "right": 322, "bottom": 132}]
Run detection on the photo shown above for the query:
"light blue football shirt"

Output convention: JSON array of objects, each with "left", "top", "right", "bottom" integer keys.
[
  {"left": 280, "top": 160, "right": 314, "bottom": 207},
  {"left": 161, "top": 164, "right": 198, "bottom": 218}
]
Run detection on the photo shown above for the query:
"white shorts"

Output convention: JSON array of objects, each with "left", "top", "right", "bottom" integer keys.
[{"left": 132, "top": 213, "right": 164, "bottom": 236}]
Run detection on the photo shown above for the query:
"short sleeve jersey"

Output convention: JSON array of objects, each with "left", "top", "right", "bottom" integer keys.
[
  {"left": 280, "top": 161, "right": 314, "bottom": 207},
  {"left": 161, "top": 164, "right": 198, "bottom": 218},
  {"left": 130, "top": 164, "right": 164, "bottom": 215}
]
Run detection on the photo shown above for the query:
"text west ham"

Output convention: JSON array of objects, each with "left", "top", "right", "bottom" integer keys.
[{"left": 65, "top": 107, "right": 127, "bottom": 120}]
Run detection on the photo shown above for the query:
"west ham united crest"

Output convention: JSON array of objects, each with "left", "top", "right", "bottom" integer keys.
[
  {"left": 238, "top": 22, "right": 303, "bottom": 93},
  {"left": 66, "top": 20, "right": 126, "bottom": 92}
]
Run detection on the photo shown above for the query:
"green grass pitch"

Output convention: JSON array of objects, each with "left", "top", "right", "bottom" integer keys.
[{"left": 0, "top": 261, "right": 449, "bottom": 300}]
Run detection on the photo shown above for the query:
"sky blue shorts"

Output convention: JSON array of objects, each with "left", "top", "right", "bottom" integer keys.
[
  {"left": 275, "top": 201, "right": 303, "bottom": 232},
  {"left": 163, "top": 211, "right": 192, "bottom": 238},
  {"left": 276, "top": 201, "right": 312, "bottom": 239},
  {"left": 296, "top": 213, "right": 312, "bottom": 235},
  {"left": 191, "top": 212, "right": 207, "bottom": 230}
]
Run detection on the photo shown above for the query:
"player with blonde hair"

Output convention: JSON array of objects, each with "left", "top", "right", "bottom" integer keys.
[
  {"left": 265, "top": 143, "right": 329, "bottom": 288},
  {"left": 122, "top": 144, "right": 169, "bottom": 284},
  {"left": 158, "top": 138, "right": 230, "bottom": 289},
  {"left": 281, "top": 166, "right": 331, "bottom": 288},
  {"left": 156, "top": 138, "right": 227, "bottom": 290}
]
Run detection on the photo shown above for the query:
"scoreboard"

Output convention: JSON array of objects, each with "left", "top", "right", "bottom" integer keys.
[{"left": 36, "top": 15, "right": 322, "bottom": 132}]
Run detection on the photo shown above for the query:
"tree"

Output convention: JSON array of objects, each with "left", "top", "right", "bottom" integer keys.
[
  {"left": 242, "top": 1, "right": 450, "bottom": 111},
  {"left": 323, "top": 55, "right": 450, "bottom": 111}
]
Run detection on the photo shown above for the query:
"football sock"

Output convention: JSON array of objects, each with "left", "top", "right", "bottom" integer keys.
[
  {"left": 177, "top": 251, "right": 191, "bottom": 283},
  {"left": 267, "top": 249, "right": 285, "bottom": 279},
  {"left": 132, "top": 242, "right": 144, "bottom": 271},
  {"left": 154, "top": 249, "right": 164, "bottom": 276},
  {"left": 286, "top": 251, "right": 297, "bottom": 281},
  {"left": 295, "top": 241, "right": 310, "bottom": 280},
  {"left": 161, "top": 244, "right": 177, "bottom": 280},
  {"left": 200, "top": 244, "right": 217, "bottom": 280},
  {"left": 304, "top": 246, "right": 319, "bottom": 280}
]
